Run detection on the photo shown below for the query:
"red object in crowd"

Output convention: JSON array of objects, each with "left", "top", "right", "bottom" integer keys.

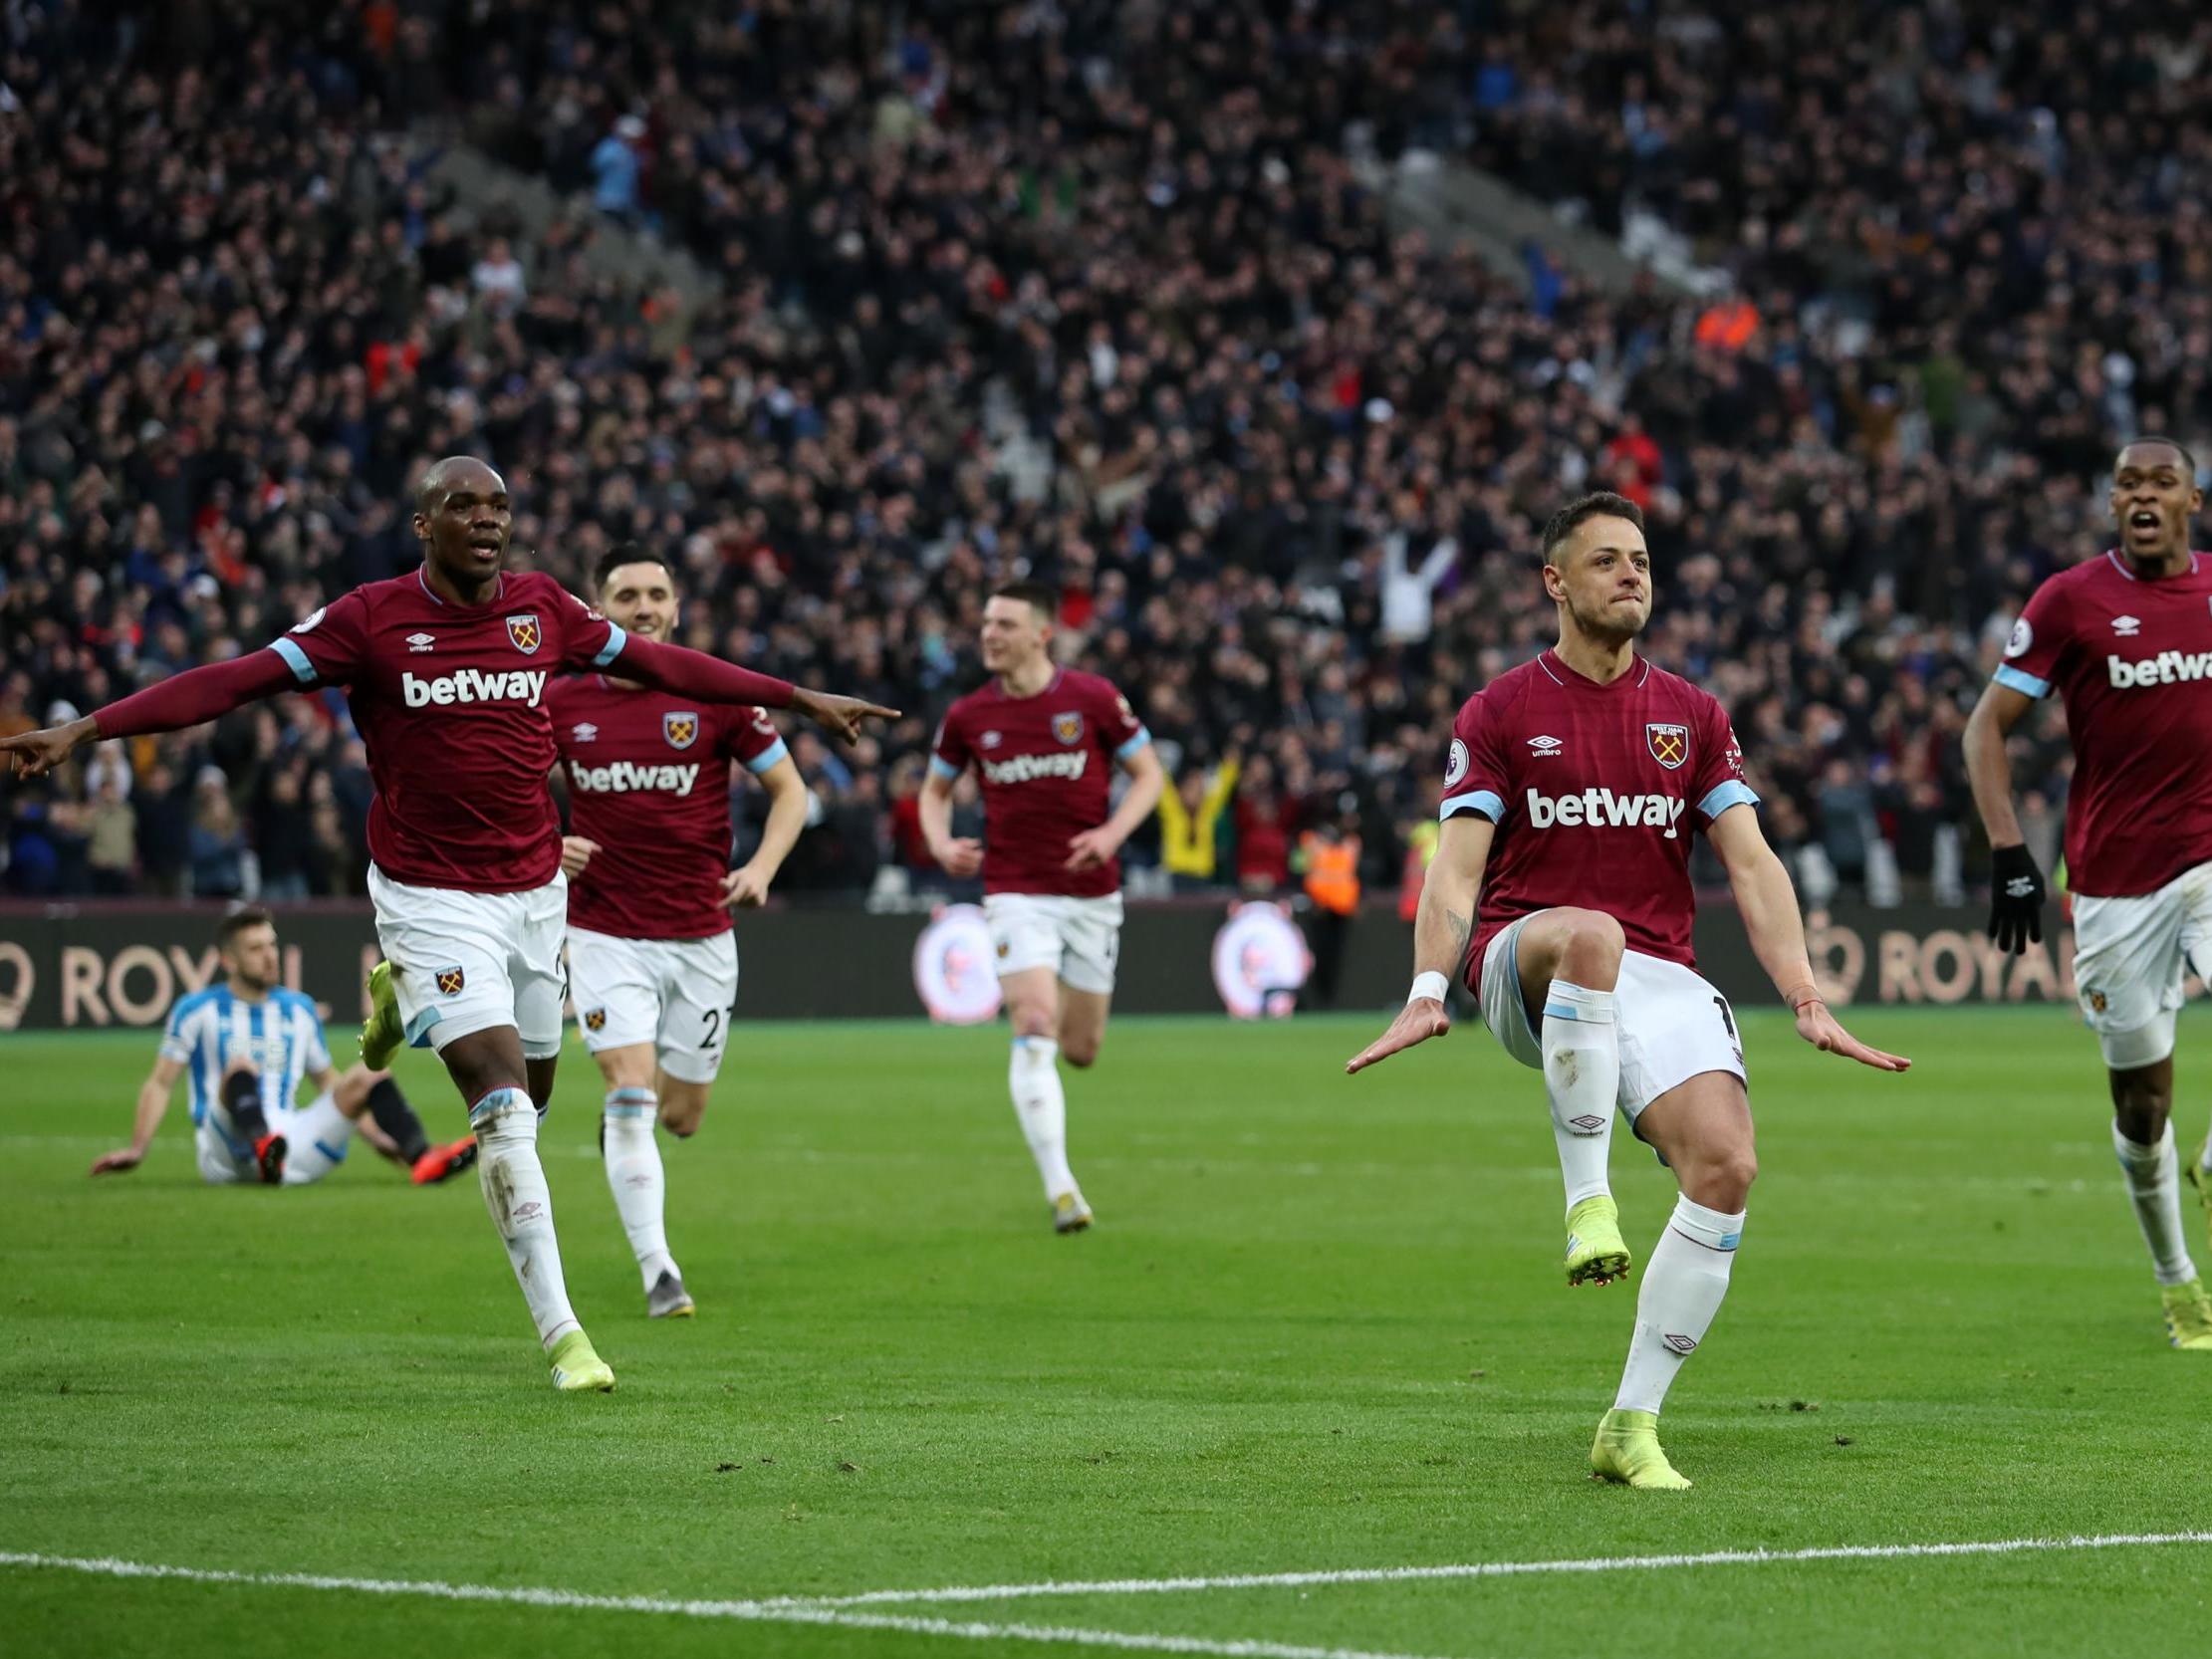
[
  {"left": 890, "top": 794, "right": 937, "bottom": 871},
  {"left": 1235, "top": 794, "right": 1296, "bottom": 890},
  {"left": 1694, "top": 300, "right": 1760, "bottom": 353},
  {"left": 365, "top": 339, "right": 422, "bottom": 394},
  {"left": 1059, "top": 588, "right": 1096, "bottom": 632},
  {"left": 1396, "top": 839, "right": 1426, "bottom": 923}
]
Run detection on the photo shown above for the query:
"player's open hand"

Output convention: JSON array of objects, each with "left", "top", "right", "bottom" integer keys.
[
  {"left": 1794, "top": 999, "right": 1910, "bottom": 1071},
  {"left": 90, "top": 1147, "right": 143, "bottom": 1176},
  {"left": 1346, "top": 998, "right": 1451, "bottom": 1074},
  {"left": 1065, "top": 828, "right": 1122, "bottom": 871},
  {"left": 933, "top": 836, "right": 984, "bottom": 878},
  {"left": 0, "top": 718, "right": 94, "bottom": 779},
  {"left": 792, "top": 689, "right": 900, "bottom": 746},
  {"left": 560, "top": 836, "right": 601, "bottom": 878},
  {"left": 721, "top": 864, "right": 771, "bottom": 908}
]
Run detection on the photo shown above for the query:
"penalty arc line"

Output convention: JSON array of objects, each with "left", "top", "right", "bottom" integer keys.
[
  {"left": 772, "top": 1530, "right": 2212, "bottom": 1609},
  {"left": 0, "top": 1551, "right": 1448, "bottom": 1659}
]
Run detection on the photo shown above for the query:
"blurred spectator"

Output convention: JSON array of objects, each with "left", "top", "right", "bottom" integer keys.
[
  {"left": 1158, "top": 754, "right": 1242, "bottom": 893},
  {"left": 1298, "top": 818, "right": 1362, "bottom": 1011},
  {"left": 186, "top": 769, "right": 247, "bottom": 900}
]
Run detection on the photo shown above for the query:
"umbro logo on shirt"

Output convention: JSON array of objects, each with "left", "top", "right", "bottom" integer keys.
[
  {"left": 406, "top": 632, "right": 437, "bottom": 653},
  {"left": 1527, "top": 735, "right": 1564, "bottom": 756},
  {"left": 571, "top": 723, "right": 598, "bottom": 744},
  {"left": 2112, "top": 614, "right": 2141, "bottom": 636}
]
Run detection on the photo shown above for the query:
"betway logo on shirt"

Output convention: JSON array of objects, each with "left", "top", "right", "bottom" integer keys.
[
  {"left": 569, "top": 761, "right": 701, "bottom": 797},
  {"left": 401, "top": 668, "right": 548, "bottom": 707},
  {"left": 1525, "top": 788, "right": 1687, "bottom": 839},
  {"left": 2107, "top": 650, "right": 2212, "bottom": 688},
  {"left": 981, "top": 750, "right": 1091, "bottom": 785}
]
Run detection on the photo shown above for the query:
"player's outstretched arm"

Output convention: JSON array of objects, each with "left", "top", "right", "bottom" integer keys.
[
  {"left": 93, "top": 1057, "right": 184, "bottom": 1175},
  {"left": 1963, "top": 681, "right": 2047, "bottom": 954},
  {"left": 608, "top": 635, "right": 898, "bottom": 746},
  {"left": 1707, "top": 805, "right": 1910, "bottom": 1072},
  {"left": 1, "top": 651, "right": 297, "bottom": 778},
  {"left": 1347, "top": 815, "right": 1493, "bottom": 1075}
]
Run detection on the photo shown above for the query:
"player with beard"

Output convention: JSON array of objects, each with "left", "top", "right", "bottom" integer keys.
[
  {"left": 97, "top": 905, "right": 474, "bottom": 1189},
  {"left": 551, "top": 545, "right": 810, "bottom": 1319},
  {"left": 1, "top": 456, "right": 896, "bottom": 1391},
  {"left": 1967, "top": 437, "right": 2212, "bottom": 1349},
  {"left": 1348, "top": 492, "right": 1909, "bottom": 1489}
]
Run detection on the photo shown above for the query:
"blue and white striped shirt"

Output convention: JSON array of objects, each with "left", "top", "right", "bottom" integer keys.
[{"left": 159, "top": 985, "right": 332, "bottom": 1130}]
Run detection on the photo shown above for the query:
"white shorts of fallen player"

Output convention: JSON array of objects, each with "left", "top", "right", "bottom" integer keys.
[
  {"left": 1479, "top": 909, "right": 1747, "bottom": 1118},
  {"left": 2071, "top": 859, "right": 2212, "bottom": 1069},
  {"left": 565, "top": 926, "right": 740, "bottom": 1084},
  {"left": 194, "top": 1090, "right": 351, "bottom": 1186},
  {"left": 368, "top": 865, "right": 569, "bottom": 1062},
  {"left": 984, "top": 891, "right": 1124, "bottom": 994}
]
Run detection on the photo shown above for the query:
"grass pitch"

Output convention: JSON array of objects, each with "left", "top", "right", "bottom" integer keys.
[{"left": 5, "top": 1007, "right": 2212, "bottom": 1658}]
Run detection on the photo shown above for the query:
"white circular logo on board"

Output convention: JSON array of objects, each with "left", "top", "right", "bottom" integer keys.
[
  {"left": 1211, "top": 901, "right": 1312, "bottom": 1021},
  {"left": 292, "top": 606, "right": 327, "bottom": 634},
  {"left": 2004, "top": 616, "right": 2032, "bottom": 658},
  {"left": 1444, "top": 738, "right": 1470, "bottom": 790},
  {"left": 912, "top": 904, "right": 1003, "bottom": 1025}
]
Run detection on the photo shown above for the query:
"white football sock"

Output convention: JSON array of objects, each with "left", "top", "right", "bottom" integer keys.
[
  {"left": 470, "top": 1088, "right": 581, "bottom": 1348},
  {"left": 1009, "top": 1036, "right": 1077, "bottom": 1200},
  {"left": 1541, "top": 980, "right": 1619, "bottom": 1211},
  {"left": 2114, "top": 1121, "right": 2197, "bottom": 1288},
  {"left": 1614, "top": 1195, "right": 1744, "bottom": 1414},
  {"left": 604, "top": 1085, "right": 676, "bottom": 1290}
]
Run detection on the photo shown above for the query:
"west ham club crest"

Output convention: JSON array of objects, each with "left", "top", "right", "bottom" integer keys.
[
  {"left": 1052, "top": 712, "right": 1085, "bottom": 746},
  {"left": 505, "top": 613, "right": 542, "bottom": 654},
  {"left": 1645, "top": 722, "right": 1689, "bottom": 770},
  {"left": 662, "top": 711, "right": 700, "bottom": 750}
]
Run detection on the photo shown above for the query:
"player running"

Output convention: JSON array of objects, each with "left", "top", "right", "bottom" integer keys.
[
  {"left": 920, "top": 581, "right": 1165, "bottom": 1232},
  {"left": 1966, "top": 436, "right": 2212, "bottom": 1350},
  {"left": 95, "top": 905, "right": 474, "bottom": 1188},
  {"left": 1348, "top": 492, "right": 1908, "bottom": 1490},
  {"left": 550, "top": 544, "right": 809, "bottom": 1319},
  {"left": 1, "top": 456, "right": 896, "bottom": 1391}
]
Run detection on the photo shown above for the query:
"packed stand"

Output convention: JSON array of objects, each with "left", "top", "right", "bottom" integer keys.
[{"left": 0, "top": 0, "right": 2158, "bottom": 911}]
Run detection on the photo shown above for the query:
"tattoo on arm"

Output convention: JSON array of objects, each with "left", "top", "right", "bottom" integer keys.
[{"left": 1441, "top": 908, "right": 1471, "bottom": 972}]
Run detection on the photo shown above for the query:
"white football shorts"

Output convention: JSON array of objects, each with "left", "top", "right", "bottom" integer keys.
[
  {"left": 195, "top": 1090, "right": 353, "bottom": 1186},
  {"left": 983, "top": 891, "right": 1124, "bottom": 994},
  {"left": 565, "top": 926, "right": 740, "bottom": 1084},
  {"left": 1478, "top": 910, "right": 1747, "bottom": 1117},
  {"left": 2070, "top": 859, "right": 2212, "bottom": 1068},
  {"left": 369, "top": 865, "right": 569, "bottom": 1061}
]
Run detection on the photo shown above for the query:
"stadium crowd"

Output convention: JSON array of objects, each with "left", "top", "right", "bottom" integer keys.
[{"left": 0, "top": 0, "right": 2168, "bottom": 907}]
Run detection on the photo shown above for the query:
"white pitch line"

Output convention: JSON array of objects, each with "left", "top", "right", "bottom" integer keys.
[
  {"left": 779, "top": 1530, "right": 2212, "bottom": 1609},
  {"left": 0, "top": 1551, "right": 1445, "bottom": 1659}
]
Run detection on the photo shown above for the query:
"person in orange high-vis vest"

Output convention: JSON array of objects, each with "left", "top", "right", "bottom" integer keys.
[{"left": 1298, "top": 821, "right": 1361, "bottom": 1010}]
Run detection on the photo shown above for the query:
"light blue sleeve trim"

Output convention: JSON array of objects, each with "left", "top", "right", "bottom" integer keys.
[
  {"left": 1698, "top": 781, "right": 1761, "bottom": 820},
  {"left": 402, "top": 1006, "right": 442, "bottom": 1050},
  {"left": 1114, "top": 726, "right": 1153, "bottom": 762},
  {"left": 928, "top": 755, "right": 962, "bottom": 782},
  {"left": 744, "top": 738, "right": 790, "bottom": 776},
  {"left": 1440, "top": 788, "right": 1505, "bottom": 823},
  {"left": 592, "top": 622, "right": 628, "bottom": 668},
  {"left": 1993, "top": 663, "right": 2051, "bottom": 699},
  {"left": 271, "top": 637, "right": 317, "bottom": 684}
]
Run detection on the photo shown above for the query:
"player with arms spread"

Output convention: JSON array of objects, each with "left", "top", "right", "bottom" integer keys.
[
  {"left": 99, "top": 905, "right": 474, "bottom": 1189},
  {"left": 1348, "top": 492, "right": 1908, "bottom": 1489},
  {"left": 1966, "top": 436, "right": 2212, "bottom": 1349},
  {"left": 551, "top": 544, "right": 810, "bottom": 1319},
  {"left": 1, "top": 457, "right": 895, "bottom": 1391},
  {"left": 921, "top": 581, "right": 1166, "bottom": 1232}
]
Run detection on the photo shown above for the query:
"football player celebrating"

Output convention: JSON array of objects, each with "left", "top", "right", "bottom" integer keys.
[{"left": 1349, "top": 492, "right": 1908, "bottom": 1489}]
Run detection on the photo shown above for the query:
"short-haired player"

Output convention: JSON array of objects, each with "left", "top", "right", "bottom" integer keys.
[
  {"left": 3, "top": 457, "right": 897, "bottom": 1391},
  {"left": 1967, "top": 437, "right": 2212, "bottom": 1348},
  {"left": 920, "top": 582, "right": 1166, "bottom": 1231},
  {"left": 1349, "top": 493, "right": 1908, "bottom": 1489},
  {"left": 95, "top": 906, "right": 474, "bottom": 1187},
  {"left": 552, "top": 545, "right": 809, "bottom": 1319}
]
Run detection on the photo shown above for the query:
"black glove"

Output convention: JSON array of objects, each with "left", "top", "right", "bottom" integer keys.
[{"left": 1988, "top": 843, "right": 2047, "bottom": 953}]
